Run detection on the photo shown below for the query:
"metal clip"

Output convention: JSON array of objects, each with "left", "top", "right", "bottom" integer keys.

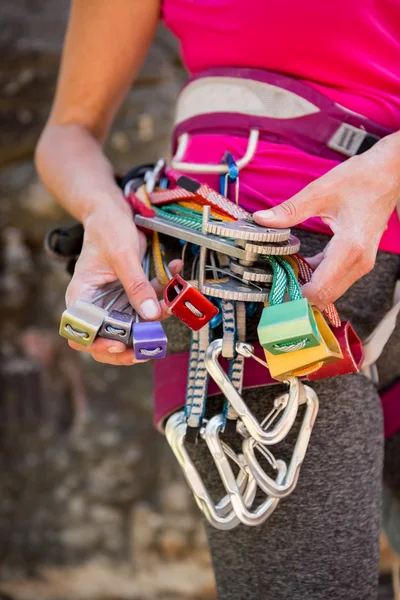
[
  {"left": 205, "top": 339, "right": 301, "bottom": 445},
  {"left": 204, "top": 414, "right": 286, "bottom": 526},
  {"left": 145, "top": 159, "right": 166, "bottom": 194},
  {"left": 165, "top": 412, "right": 257, "bottom": 530},
  {"left": 242, "top": 385, "right": 319, "bottom": 498}
]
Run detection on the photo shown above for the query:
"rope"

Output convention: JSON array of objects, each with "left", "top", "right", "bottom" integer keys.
[
  {"left": 152, "top": 231, "right": 170, "bottom": 285},
  {"left": 272, "top": 339, "right": 308, "bottom": 353},
  {"left": 140, "top": 347, "right": 163, "bottom": 356},
  {"left": 293, "top": 254, "right": 341, "bottom": 327},
  {"left": 153, "top": 206, "right": 203, "bottom": 231},
  {"left": 184, "top": 300, "right": 204, "bottom": 318},
  {"left": 265, "top": 257, "right": 288, "bottom": 306},
  {"left": 105, "top": 325, "right": 126, "bottom": 337},
  {"left": 276, "top": 256, "right": 302, "bottom": 301},
  {"left": 65, "top": 324, "right": 89, "bottom": 339},
  {"left": 282, "top": 255, "right": 299, "bottom": 279}
]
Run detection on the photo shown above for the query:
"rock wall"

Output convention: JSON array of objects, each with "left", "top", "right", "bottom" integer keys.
[{"left": 0, "top": 2, "right": 215, "bottom": 599}]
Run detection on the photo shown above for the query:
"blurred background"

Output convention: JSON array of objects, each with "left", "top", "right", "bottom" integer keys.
[
  {"left": 0, "top": 2, "right": 214, "bottom": 599},
  {"left": 0, "top": 2, "right": 396, "bottom": 600}
]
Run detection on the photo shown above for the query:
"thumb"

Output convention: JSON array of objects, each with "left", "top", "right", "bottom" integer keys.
[
  {"left": 113, "top": 250, "right": 161, "bottom": 321},
  {"left": 253, "top": 184, "right": 324, "bottom": 229}
]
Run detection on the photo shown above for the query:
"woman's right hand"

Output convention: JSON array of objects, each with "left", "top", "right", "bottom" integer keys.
[
  {"left": 65, "top": 205, "right": 182, "bottom": 366},
  {"left": 33, "top": 0, "right": 165, "bottom": 365}
]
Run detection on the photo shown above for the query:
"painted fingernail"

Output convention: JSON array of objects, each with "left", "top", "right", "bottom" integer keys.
[
  {"left": 140, "top": 299, "right": 159, "bottom": 319},
  {"left": 108, "top": 346, "right": 124, "bottom": 354}
]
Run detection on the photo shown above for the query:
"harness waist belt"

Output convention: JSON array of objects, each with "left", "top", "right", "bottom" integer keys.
[{"left": 173, "top": 67, "right": 393, "bottom": 164}]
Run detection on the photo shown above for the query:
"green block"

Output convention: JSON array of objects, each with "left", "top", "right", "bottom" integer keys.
[{"left": 257, "top": 298, "right": 321, "bottom": 355}]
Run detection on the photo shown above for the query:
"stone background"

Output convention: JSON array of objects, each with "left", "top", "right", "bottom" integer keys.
[
  {"left": 0, "top": 2, "right": 395, "bottom": 599},
  {"left": 0, "top": 2, "right": 215, "bottom": 599}
]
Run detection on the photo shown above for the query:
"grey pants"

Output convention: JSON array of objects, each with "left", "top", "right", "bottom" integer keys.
[{"left": 164, "top": 229, "right": 400, "bottom": 600}]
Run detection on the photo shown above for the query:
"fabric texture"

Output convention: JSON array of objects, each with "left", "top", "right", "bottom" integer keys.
[
  {"left": 162, "top": 0, "right": 400, "bottom": 254},
  {"left": 161, "top": 229, "right": 400, "bottom": 600}
]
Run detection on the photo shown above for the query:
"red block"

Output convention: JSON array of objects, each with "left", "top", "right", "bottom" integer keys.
[{"left": 164, "top": 274, "right": 218, "bottom": 331}]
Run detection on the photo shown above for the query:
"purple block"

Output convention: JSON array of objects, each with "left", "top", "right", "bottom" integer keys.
[{"left": 132, "top": 321, "right": 168, "bottom": 361}]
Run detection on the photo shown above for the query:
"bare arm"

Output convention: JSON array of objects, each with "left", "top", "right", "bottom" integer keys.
[
  {"left": 36, "top": 0, "right": 160, "bottom": 221},
  {"left": 36, "top": 0, "right": 181, "bottom": 365}
]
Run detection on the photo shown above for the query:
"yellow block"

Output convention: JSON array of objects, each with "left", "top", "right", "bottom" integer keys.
[{"left": 264, "top": 308, "right": 343, "bottom": 380}]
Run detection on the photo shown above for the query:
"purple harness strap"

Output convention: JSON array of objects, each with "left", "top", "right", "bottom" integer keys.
[
  {"left": 173, "top": 67, "right": 393, "bottom": 163},
  {"left": 381, "top": 380, "right": 400, "bottom": 439}
]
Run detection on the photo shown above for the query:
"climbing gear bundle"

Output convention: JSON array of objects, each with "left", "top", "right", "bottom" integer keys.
[
  {"left": 51, "top": 65, "right": 400, "bottom": 529},
  {"left": 49, "top": 157, "right": 399, "bottom": 530},
  {"left": 54, "top": 158, "right": 371, "bottom": 529}
]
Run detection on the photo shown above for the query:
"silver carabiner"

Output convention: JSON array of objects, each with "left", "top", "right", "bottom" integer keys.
[
  {"left": 204, "top": 414, "right": 286, "bottom": 527},
  {"left": 204, "top": 339, "right": 302, "bottom": 445},
  {"left": 242, "top": 385, "right": 319, "bottom": 499},
  {"left": 165, "top": 412, "right": 257, "bottom": 530}
]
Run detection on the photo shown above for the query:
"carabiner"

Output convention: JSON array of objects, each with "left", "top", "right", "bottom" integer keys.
[
  {"left": 242, "top": 385, "right": 319, "bottom": 498},
  {"left": 205, "top": 339, "right": 302, "bottom": 445},
  {"left": 165, "top": 412, "right": 257, "bottom": 530},
  {"left": 204, "top": 414, "right": 287, "bottom": 527}
]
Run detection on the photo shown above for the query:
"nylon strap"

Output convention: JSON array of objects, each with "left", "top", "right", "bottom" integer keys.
[
  {"left": 276, "top": 256, "right": 302, "bottom": 300},
  {"left": 149, "top": 176, "right": 249, "bottom": 220},
  {"left": 265, "top": 257, "right": 288, "bottom": 306},
  {"left": 186, "top": 322, "right": 211, "bottom": 430},
  {"left": 185, "top": 330, "right": 199, "bottom": 421},
  {"left": 226, "top": 302, "right": 246, "bottom": 422},
  {"left": 293, "top": 254, "right": 341, "bottom": 327},
  {"left": 152, "top": 232, "right": 170, "bottom": 285}
]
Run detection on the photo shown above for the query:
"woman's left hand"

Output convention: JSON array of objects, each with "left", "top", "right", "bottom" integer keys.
[{"left": 254, "top": 132, "right": 400, "bottom": 310}]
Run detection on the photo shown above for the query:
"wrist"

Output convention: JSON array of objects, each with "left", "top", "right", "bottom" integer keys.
[
  {"left": 373, "top": 131, "right": 400, "bottom": 182},
  {"left": 81, "top": 188, "right": 132, "bottom": 227}
]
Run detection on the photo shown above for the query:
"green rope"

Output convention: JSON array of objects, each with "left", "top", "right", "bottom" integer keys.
[
  {"left": 154, "top": 206, "right": 203, "bottom": 231},
  {"left": 276, "top": 257, "right": 302, "bottom": 301},
  {"left": 161, "top": 203, "right": 204, "bottom": 221},
  {"left": 265, "top": 257, "right": 288, "bottom": 306}
]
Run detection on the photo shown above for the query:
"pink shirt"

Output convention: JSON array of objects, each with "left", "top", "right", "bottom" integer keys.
[{"left": 162, "top": 0, "right": 400, "bottom": 254}]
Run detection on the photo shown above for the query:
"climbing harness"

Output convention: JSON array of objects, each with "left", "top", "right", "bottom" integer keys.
[{"left": 50, "top": 65, "right": 400, "bottom": 530}]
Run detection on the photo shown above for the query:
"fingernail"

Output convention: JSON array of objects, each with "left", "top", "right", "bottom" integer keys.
[
  {"left": 140, "top": 299, "right": 159, "bottom": 319},
  {"left": 108, "top": 346, "right": 124, "bottom": 354},
  {"left": 254, "top": 209, "right": 277, "bottom": 221}
]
